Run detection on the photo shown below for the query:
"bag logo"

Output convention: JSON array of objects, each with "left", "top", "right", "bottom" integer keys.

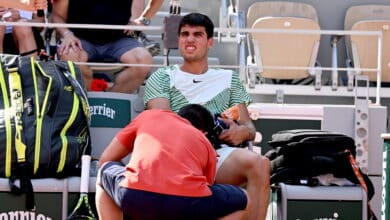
[
  {"left": 63, "top": 86, "right": 73, "bottom": 92},
  {"left": 77, "top": 127, "right": 89, "bottom": 144}
]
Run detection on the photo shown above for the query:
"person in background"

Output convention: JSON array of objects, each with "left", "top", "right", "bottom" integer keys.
[
  {"left": 144, "top": 12, "right": 270, "bottom": 220},
  {"left": 0, "top": 7, "right": 44, "bottom": 58},
  {"left": 50, "top": 0, "right": 164, "bottom": 93},
  {"left": 96, "top": 104, "right": 250, "bottom": 220},
  {"left": 130, "top": 0, "right": 161, "bottom": 56}
]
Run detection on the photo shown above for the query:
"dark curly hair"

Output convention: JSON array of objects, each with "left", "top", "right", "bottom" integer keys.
[
  {"left": 178, "top": 13, "right": 214, "bottom": 39},
  {"left": 177, "top": 104, "right": 214, "bottom": 133},
  {"left": 178, "top": 104, "right": 222, "bottom": 149}
]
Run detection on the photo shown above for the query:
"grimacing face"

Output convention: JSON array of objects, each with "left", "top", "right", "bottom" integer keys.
[{"left": 178, "top": 25, "right": 214, "bottom": 62}]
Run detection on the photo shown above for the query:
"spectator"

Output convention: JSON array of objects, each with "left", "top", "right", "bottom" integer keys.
[
  {"left": 129, "top": 0, "right": 161, "bottom": 56},
  {"left": 0, "top": 7, "right": 44, "bottom": 58},
  {"left": 50, "top": 0, "right": 163, "bottom": 93},
  {"left": 144, "top": 13, "right": 271, "bottom": 220},
  {"left": 96, "top": 104, "right": 249, "bottom": 220}
]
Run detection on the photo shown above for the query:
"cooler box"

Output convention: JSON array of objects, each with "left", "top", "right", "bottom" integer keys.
[
  {"left": 88, "top": 91, "right": 144, "bottom": 161},
  {"left": 277, "top": 183, "right": 367, "bottom": 220}
]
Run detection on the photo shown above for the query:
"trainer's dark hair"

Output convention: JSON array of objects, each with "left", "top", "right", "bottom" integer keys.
[
  {"left": 178, "top": 13, "right": 214, "bottom": 39},
  {"left": 177, "top": 104, "right": 214, "bottom": 134}
]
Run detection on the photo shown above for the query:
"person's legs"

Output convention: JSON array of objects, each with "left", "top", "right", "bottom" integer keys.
[
  {"left": 216, "top": 148, "right": 270, "bottom": 220},
  {"left": 147, "top": 184, "right": 248, "bottom": 220},
  {"left": 218, "top": 209, "right": 248, "bottom": 220},
  {"left": 209, "top": 184, "right": 249, "bottom": 220},
  {"left": 12, "top": 26, "right": 38, "bottom": 57},
  {"left": 104, "top": 38, "right": 153, "bottom": 93},
  {"left": 96, "top": 161, "right": 125, "bottom": 220},
  {"left": 58, "top": 39, "right": 93, "bottom": 90},
  {"left": 113, "top": 47, "right": 152, "bottom": 93},
  {"left": 98, "top": 161, "right": 249, "bottom": 220},
  {"left": 96, "top": 184, "right": 123, "bottom": 220}
]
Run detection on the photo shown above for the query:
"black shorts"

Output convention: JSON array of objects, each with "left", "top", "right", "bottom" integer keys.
[{"left": 99, "top": 161, "right": 247, "bottom": 220}]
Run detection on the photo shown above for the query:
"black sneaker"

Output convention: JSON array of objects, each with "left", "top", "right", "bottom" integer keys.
[{"left": 131, "top": 31, "right": 161, "bottom": 56}]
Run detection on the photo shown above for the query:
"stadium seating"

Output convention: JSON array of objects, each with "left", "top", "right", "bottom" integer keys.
[
  {"left": 246, "top": 1, "right": 321, "bottom": 86},
  {"left": 344, "top": 5, "right": 390, "bottom": 86}
]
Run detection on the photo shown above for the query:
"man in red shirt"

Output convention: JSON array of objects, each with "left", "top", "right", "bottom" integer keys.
[{"left": 96, "top": 104, "right": 249, "bottom": 220}]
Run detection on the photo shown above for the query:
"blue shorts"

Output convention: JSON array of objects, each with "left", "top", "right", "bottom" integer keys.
[
  {"left": 99, "top": 161, "right": 247, "bottom": 220},
  {"left": 80, "top": 38, "right": 142, "bottom": 62}
]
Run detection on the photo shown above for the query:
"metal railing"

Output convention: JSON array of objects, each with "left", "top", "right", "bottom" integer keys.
[{"left": 0, "top": 21, "right": 384, "bottom": 104}]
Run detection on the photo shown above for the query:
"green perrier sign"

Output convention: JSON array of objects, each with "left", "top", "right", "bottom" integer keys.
[{"left": 88, "top": 97, "right": 131, "bottom": 128}]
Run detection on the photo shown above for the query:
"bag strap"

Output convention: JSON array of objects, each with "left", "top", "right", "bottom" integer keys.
[
  {"left": 345, "top": 149, "right": 377, "bottom": 220},
  {"left": 7, "top": 63, "right": 26, "bottom": 165},
  {"left": 5, "top": 56, "right": 35, "bottom": 211},
  {"left": 0, "top": 59, "right": 13, "bottom": 177},
  {"left": 9, "top": 176, "right": 35, "bottom": 211}
]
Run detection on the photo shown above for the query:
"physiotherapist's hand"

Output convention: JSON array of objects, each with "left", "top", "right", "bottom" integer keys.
[{"left": 218, "top": 119, "right": 247, "bottom": 146}]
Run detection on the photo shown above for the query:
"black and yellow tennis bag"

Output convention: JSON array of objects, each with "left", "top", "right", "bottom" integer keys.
[{"left": 0, "top": 55, "right": 91, "bottom": 209}]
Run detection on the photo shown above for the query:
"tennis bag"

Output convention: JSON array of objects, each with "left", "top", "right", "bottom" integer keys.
[
  {"left": 0, "top": 55, "right": 91, "bottom": 209},
  {"left": 266, "top": 129, "right": 376, "bottom": 219},
  {"left": 266, "top": 129, "right": 374, "bottom": 198}
]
